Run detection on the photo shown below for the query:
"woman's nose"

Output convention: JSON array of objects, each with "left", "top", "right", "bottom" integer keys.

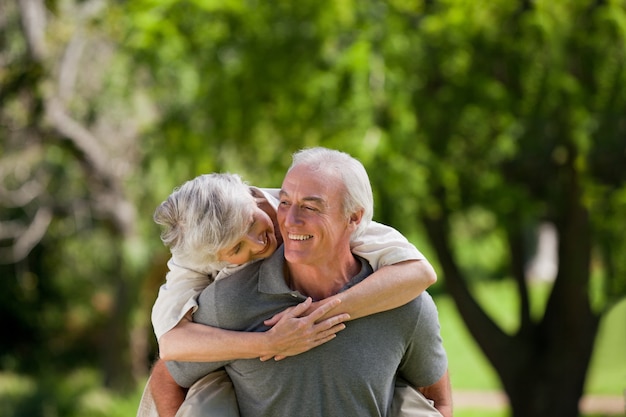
[{"left": 245, "top": 232, "right": 265, "bottom": 250}]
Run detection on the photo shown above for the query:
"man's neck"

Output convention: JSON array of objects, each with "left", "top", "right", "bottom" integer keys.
[{"left": 286, "top": 255, "right": 362, "bottom": 300}]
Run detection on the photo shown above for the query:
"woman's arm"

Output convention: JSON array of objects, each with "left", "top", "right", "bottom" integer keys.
[
  {"left": 327, "top": 220, "right": 437, "bottom": 320},
  {"left": 321, "top": 259, "right": 436, "bottom": 321},
  {"left": 260, "top": 259, "right": 436, "bottom": 361},
  {"left": 265, "top": 259, "right": 436, "bottom": 328},
  {"left": 151, "top": 257, "right": 214, "bottom": 341},
  {"left": 158, "top": 297, "right": 349, "bottom": 362}
]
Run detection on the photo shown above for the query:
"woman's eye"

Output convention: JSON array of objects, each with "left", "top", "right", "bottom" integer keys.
[{"left": 233, "top": 243, "right": 242, "bottom": 254}]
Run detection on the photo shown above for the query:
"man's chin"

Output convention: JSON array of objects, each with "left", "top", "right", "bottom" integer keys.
[{"left": 283, "top": 249, "right": 308, "bottom": 264}]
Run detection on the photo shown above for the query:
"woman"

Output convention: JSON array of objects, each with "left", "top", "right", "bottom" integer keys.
[{"left": 142, "top": 173, "right": 437, "bottom": 417}]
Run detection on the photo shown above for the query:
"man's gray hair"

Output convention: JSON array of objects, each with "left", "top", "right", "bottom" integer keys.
[
  {"left": 289, "top": 147, "right": 373, "bottom": 237},
  {"left": 153, "top": 173, "right": 256, "bottom": 274}
]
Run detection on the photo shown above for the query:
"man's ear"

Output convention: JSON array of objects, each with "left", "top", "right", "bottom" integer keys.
[{"left": 349, "top": 209, "right": 364, "bottom": 226}]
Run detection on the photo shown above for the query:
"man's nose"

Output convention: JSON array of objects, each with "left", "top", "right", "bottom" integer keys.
[{"left": 283, "top": 205, "right": 303, "bottom": 227}]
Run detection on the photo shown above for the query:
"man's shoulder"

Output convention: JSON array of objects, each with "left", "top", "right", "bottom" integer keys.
[
  {"left": 222, "top": 259, "right": 264, "bottom": 281},
  {"left": 194, "top": 260, "right": 265, "bottom": 326},
  {"left": 387, "top": 290, "right": 436, "bottom": 320},
  {"left": 206, "top": 260, "right": 263, "bottom": 295},
  {"left": 411, "top": 290, "right": 435, "bottom": 308},
  {"left": 404, "top": 290, "right": 440, "bottom": 327},
  {"left": 203, "top": 247, "right": 285, "bottom": 302}
]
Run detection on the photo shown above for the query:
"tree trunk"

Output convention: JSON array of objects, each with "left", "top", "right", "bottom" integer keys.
[
  {"left": 421, "top": 166, "right": 601, "bottom": 416},
  {"left": 497, "top": 323, "right": 597, "bottom": 417},
  {"left": 506, "top": 164, "right": 601, "bottom": 417}
]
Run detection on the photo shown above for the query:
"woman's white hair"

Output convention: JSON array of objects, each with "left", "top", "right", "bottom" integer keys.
[
  {"left": 289, "top": 147, "right": 373, "bottom": 238},
  {"left": 153, "top": 173, "right": 256, "bottom": 274}
]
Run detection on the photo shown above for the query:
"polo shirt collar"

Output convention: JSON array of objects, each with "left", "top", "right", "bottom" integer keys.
[
  {"left": 257, "top": 245, "right": 373, "bottom": 296},
  {"left": 258, "top": 245, "right": 292, "bottom": 295}
]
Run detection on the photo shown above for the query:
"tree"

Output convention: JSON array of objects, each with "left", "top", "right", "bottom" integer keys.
[
  {"left": 374, "top": 1, "right": 626, "bottom": 416},
  {"left": 1, "top": 0, "right": 154, "bottom": 390},
  {"left": 123, "top": 1, "right": 626, "bottom": 415},
  {"left": 2, "top": 0, "right": 624, "bottom": 415}
]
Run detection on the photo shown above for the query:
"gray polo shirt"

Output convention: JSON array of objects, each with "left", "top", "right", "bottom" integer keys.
[{"left": 167, "top": 246, "right": 447, "bottom": 417}]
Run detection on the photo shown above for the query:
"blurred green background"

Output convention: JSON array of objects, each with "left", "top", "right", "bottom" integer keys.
[{"left": 2, "top": 0, "right": 625, "bottom": 416}]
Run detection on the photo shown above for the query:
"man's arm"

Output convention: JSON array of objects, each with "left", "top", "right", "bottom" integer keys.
[
  {"left": 150, "top": 359, "right": 188, "bottom": 417},
  {"left": 419, "top": 370, "right": 453, "bottom": 417}
]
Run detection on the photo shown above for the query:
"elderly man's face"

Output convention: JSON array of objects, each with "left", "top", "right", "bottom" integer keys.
[{"left": 277, "top": 164, "right": 355, "bottom": 267}]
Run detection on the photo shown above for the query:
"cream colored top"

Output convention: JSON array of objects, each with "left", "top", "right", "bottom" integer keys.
[{"left": 151, "top": 187, "right": 425, "bottom": 341}]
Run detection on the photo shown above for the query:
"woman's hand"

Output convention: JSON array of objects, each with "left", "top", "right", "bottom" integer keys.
[{"left": 260, "top": 298, "right": 349, "bottom": 361}]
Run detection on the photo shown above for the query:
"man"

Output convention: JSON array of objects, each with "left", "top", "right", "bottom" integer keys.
[{"left": 167, "top": 147, "right": 452, "bottom": 416}]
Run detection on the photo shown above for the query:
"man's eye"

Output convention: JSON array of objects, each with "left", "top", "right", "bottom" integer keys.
[
  {"left": 304, "top": 206, "right": 317, "bottom": 212},
  {"left": 279, "top": 200, "right": 291, "bottom": 206}
]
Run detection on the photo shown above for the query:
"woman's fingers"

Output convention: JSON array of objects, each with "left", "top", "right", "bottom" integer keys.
[
  {"left": 273, "top": 320, "right": 347, "bottom": 361},
  {"left": 305, "top": 298, "right": 343, "bottom": 323},
  {"left": 285, "top": 297, "right": 313, "bottom": 318},
  {"left": 312, "top": 317, "right": 348, "bottom": 341},
  {"left": 260, "top": 298, "right": 351, "bottom": 361},
  {"left": 263, "top": 297, "right": 314, "bottom": 326}
]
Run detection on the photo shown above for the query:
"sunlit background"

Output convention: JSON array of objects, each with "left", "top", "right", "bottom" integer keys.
[{"left": 1, "top": 0, "right": 625, "bottom": 416}]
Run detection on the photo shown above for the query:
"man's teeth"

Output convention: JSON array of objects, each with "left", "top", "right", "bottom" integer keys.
[{"left": 289, "top": 234, "right": 312, "bottom": 241}]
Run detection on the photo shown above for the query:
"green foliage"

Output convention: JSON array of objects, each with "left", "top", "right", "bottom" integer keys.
[
  {"left": 0, "top": 369, "right": 146, "bottom": 417},
  {"left": 122, "top": 0, "right": 389, "bottom": 186},
  {"left": 2, "top": 0, "right": 626, "bottom": 412}
]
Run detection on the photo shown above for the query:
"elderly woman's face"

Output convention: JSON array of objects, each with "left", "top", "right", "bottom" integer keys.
[{"left": 217, "top": 205, "right": 278, "bottom": 266}]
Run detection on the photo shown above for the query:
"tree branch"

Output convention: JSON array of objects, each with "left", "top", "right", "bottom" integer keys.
[
  {"left": 420, "top": 209, "right": 513, "bottom": 362},
  {"left": 0, "top": 206, "right": 52, "bottom": 264},
  {"left": 506, "top": 224, "right": 532, "bottom": 332},
  {"left": 17, "top": 0, "right": 47, "bottom": 61},
  {"left": 44, "top": 97, "right": 116, "bottom": 184}
]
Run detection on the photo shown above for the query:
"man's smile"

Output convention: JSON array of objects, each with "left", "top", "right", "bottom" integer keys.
[{"left": 288, "top": 233, "right": 313, "bottom": 241}]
